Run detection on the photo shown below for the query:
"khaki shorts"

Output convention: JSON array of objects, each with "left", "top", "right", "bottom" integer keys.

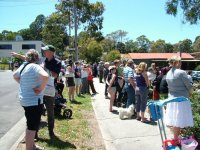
[{"left": 74, "top": 78, "right": 82, "bottom": 86}]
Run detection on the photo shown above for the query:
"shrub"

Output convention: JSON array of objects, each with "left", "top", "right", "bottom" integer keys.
[
  {"left": 181, "top": 92, "right": 200, "bottom": 144},
  {"left": 1, "top": 57, "right": 9, "bottom": 63},
  {"left": 105, "top": 50, "right": 121, "bottom": 62},
  {"left": 195, "top": 65, "right": 200, "bottom": 71}
]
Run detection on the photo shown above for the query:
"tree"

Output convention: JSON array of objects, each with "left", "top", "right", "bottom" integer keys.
[
  {"left": 105, "top": 50, "right": 121, "bottom": 62},
  {"left": 165, "top": 0, "right": 200, "bottom": 24},
  {"left": 29, "top": 14, "right": 46, "bottom": 40},
  {"left": 80, "top": 40, "right": 103, "bottom": 63},
  {"left": 173, "top": 43, "right": 180, "bottom": 52},
  {"left": 56, "top": 0, "right": 104, "bottom": 39},
  {"left": 1, "top": 30, "right": 17, "bottom": 40},
  {"left": 18, "top": 29, "right": 32, "bottom": 40},
  {"left": 0, "top": 33, "right": 4, "bottom": 40},
  {"left": 42, "top": 13, "right": 68, "bottom": 53},
  {"left": 135, "top": 35, "right": 151, "bottom": 52},
  {"left": 100, "top": 38, "right": 114, "bottom": 52},
  {"left": 164, "top": 43, "right": 174, "bottom": 52},
  {"left": 116, "top": 42, "right": 126, "bottom": 53},
  {"left": 118, "top": 30, "right": 128, "bottom": 43},
  {"left": 193, "top": 36, "right": 200, "bottom": 52},
  {"left": 150, "top": 39, "right": 166, "bottom": 52},
  {"left": 179, "top": 39, "right": 193, "bottom": 53},
  {"left": 125, "top": 40, "right": 139, "bottom": 53},
  {"left": 78, "top": 31, "right": 91, "bottom": 49},
  {"left": 172, "top": 39, "right": 193, "bottom": 53},
  {"left": 106, "top": 30, "right": 128, "bottom": 48}
]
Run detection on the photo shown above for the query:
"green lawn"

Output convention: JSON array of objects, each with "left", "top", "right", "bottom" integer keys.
[
  {"left": 0, "top": 63, "right": 10, "bottom": 70},
  {"left": 37, "top": 88, "right": 101, "bottom": 150}
]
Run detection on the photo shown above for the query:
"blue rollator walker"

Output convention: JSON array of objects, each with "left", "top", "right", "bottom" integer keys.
[{"left": 147, "top": 97, "right": 189, "bottom": 150}]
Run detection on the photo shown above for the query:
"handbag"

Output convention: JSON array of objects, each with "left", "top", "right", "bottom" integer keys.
[
  {"left": 43, "top": 69, "right": 55, "bottom": 97},
  {"left": 181, "top": 136, "right": 198, "bottom": 150}
]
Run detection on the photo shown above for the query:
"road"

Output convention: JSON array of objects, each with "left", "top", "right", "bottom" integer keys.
[{"left": 0, "top": 70, "right": 24, "bottom": 139}]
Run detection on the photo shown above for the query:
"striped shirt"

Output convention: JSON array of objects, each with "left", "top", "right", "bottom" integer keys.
[
  {"left": 123, "top": 66, "right": 134, "bottom": 87},
  {"left": 14, "top": 62, "right": 44, "bottom": 107}
]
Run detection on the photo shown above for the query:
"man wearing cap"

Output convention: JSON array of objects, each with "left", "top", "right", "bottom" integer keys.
[
  {"left": 41, "top": 45, "right": 61, "bottom": 138},
  {"left": 123, "top": 59, "right": 136, "bottom": 108}
]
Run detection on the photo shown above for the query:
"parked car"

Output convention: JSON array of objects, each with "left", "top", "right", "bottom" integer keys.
[{"left": 192, "top": 71, "right": 200, "bottom": 83}]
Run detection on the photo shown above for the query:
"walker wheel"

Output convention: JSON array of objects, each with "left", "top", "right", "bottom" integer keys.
[{"left": 63, "top": 109, "right": 72, "bottom": 119}]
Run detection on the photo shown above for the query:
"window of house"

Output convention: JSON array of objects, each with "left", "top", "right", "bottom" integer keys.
[
  {"left": 22, "top": 44, "right": 36, "bottom": 49},
  {"left": 0, "top": 44, "right": 12, "bottom": 50}
]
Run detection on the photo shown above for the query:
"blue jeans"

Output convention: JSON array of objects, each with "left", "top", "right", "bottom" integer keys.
[
  {"left": 135, "top": 86, "right": 149, "bottom": 112},
  {"left": 125, "top": 85, "right": 135, "bottom": 108}
]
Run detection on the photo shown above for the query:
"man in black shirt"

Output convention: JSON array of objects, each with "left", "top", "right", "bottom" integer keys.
[
  {"left": 41, "top": 45, "right": 61, "bottom": 138},
  {"left": 10, "top": 45, "right": 61, "bottom": 139}
]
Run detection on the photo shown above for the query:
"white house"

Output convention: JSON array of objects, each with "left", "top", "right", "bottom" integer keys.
[{"left": 0, "top": 40, "right": 45, "bottom": 58}]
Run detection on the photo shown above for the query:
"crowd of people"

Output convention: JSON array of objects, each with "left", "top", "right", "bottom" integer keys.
[
  {"left": 94, "top": 57, "right": 194, "bottom": 145},
  {"left": 11, "top": 45, "right": 195, "bottom": 149}
]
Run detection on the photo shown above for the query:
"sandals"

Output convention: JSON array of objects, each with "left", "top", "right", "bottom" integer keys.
[
  {"left": 141, "top": 119, "right": 151, "bottom": 124},
  {"left": 136, "top": 117, "right": 141, "bottom": 121}
]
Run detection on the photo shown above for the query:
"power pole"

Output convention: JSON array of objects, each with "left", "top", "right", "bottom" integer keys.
[
  {"left": 73, "top": 0, "right": 78, "bottom": 61},
  {"left": 61, "top": 0, "right": 78, "bottom": 61}
]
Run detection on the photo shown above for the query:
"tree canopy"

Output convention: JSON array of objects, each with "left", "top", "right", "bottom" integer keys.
[{"left": 165, "top": 0, "right": 200, "bottom": 24}]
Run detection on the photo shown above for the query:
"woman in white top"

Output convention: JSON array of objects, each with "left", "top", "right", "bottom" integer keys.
[{"left": 65, "top": 65, "right": 75, "bottom": 102}]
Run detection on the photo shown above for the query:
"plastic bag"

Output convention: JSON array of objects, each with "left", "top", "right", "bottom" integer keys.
[{"left": 181, "top": 137, "right": 198, "bottom": 150}]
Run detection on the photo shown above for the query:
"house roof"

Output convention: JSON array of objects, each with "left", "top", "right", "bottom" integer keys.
[
  {"left": 121, "top": 54, "right": 131, "bottom": 59},
  {"left": 128, "top": 53, "right": 194, "bottom": 60}
]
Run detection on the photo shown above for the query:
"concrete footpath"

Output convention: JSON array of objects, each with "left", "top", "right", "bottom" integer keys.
[{"left": 91, "top": 78, "right": 172, "bottom": 150}]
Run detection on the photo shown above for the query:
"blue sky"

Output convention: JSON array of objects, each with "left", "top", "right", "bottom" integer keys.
[{"left": 1, "top": 0, "right": 200, "bottom": 44}]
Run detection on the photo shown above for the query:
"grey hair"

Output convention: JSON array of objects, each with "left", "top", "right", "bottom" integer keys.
[{"left": 25, "top": 49, "right": 39, "bottom": 63}]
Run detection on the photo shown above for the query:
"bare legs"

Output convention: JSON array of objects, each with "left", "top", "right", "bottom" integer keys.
[
  {"left": 136, "top": 112, "right": 146, "bottom": 121},
  {"left": 25, "top": 129, "right": 36, "bottom": 150},
  {"left": 109, "top": 90, "right": 116, "bottom": 112},
  {"left": 68, "top": 86, "right": 75, "bottom": 101},
  {"left": 173, "top": 127, "right": 181, "bottom": 140}
]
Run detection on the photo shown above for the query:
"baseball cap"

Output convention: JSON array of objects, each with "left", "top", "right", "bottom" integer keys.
[{"left": 41, "top": 45, "right": 55, "bottom": 52}]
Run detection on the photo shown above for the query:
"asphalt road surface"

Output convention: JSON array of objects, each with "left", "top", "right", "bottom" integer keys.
[{"left": 0, "top": 70, "right": 24, "bottom": 139}]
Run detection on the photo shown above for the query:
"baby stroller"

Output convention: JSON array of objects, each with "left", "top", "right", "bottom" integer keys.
[{"left": 54, "top": 95, "right": 72, "bottom": 119}]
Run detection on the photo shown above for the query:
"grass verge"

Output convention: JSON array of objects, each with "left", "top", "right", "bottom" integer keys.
[{"left": 36, "top": 88, "right": 105, "bottom": 150}]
